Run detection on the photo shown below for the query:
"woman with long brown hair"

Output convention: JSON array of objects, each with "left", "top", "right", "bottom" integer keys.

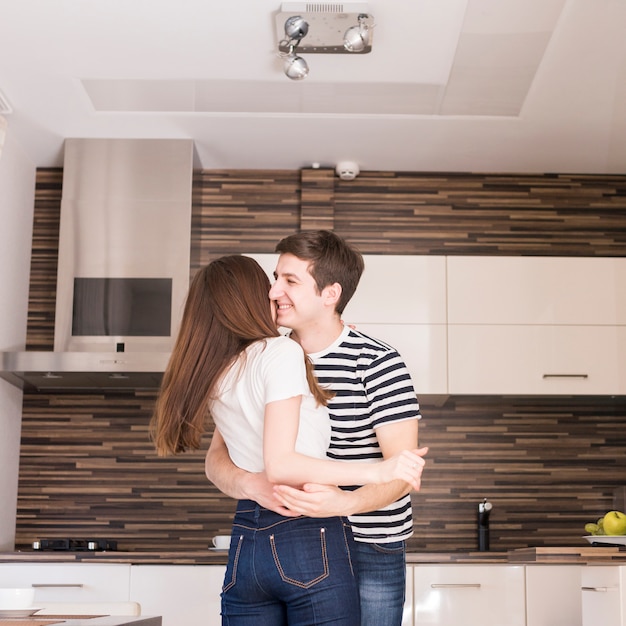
[{"left": 151, "top": 255, "right": 424, "bottom": 625}]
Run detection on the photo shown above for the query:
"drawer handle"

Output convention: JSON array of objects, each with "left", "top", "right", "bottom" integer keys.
[
  {"left": 31, "top": 583, "right": 85, "bottom": 589},
  {"left": 581, "top": 586, "right": 612, "bottom": 592},
  {"left": 431, "top": 583, "right": 481, "bottom": 589},
  {"left": 542, "top": 374, "right": 588, "bottom": 379}
]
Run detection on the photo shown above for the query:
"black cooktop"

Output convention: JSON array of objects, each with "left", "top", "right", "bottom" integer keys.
[{"left": 32, "top": 538, "right": 117, "bottom": 551}]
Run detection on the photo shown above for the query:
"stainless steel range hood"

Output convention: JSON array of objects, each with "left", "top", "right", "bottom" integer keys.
[
  {"left": 0, "top": 351, "right": 169, "bottom": 391},
  {"left": 0, "top": 138, "right": 194, "bottom": 391}
]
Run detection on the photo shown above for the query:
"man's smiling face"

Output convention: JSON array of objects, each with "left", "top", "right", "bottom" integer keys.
[{"left": 268, "top": 253, "right": 327, "bottom": 331}]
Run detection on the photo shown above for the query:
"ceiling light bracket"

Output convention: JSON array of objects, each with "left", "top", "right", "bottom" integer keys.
[{"left": 276, "top": 2, "right": 374, "bottom": 55}]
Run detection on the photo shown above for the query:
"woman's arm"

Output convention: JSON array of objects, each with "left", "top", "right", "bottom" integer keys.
[
  {"left": 273, "top": 419, "right": 426, "bottom": 516},
  {"left": 205, "top": 429, "right": 299, "bottom": 516},
  {"left": 263, "top": 396, "right": 426, "bottom": 490}
]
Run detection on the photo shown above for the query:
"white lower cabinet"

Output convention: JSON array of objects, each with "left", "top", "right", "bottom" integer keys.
[
  {"left": 403, "top": 564, "right": 413, "bottom": 626},
  {"left": 0, "top": 563, "right": 131, "bottom": 603},
  {"left": 582, "top": 566, "right": 626, "bottom": 626},
  {"left": 410, "top": 564, "right": 525, "bottom": 626},
  {"left": 131, "top": 564, "right": 406, "bottom": 625},
  {"left": 129, "top": 564, "right": 225, "bottom": 626},
  {"left": 525, "top": 565, "right": 582, "bottom": 626}
]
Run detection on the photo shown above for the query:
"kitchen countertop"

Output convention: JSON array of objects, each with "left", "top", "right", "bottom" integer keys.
[{"left": 2, "top": 547, "right": 626, "bottom": 565}]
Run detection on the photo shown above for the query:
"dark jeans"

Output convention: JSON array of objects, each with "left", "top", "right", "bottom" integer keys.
[
  {"left": 351, "top": 540, "right": 407, "bottom": 626},
  {"left": 221, "top": 500, "right": 360, "bottom": 625}
]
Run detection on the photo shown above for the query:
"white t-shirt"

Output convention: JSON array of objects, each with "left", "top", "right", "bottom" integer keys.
[{"left": 209, "top": 335, "right": 331, "bottom": 473}]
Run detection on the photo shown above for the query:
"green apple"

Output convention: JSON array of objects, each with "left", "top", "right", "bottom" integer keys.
[
  {"left": 584, "top": 522, "right": 599, "bottom": 535},
  {"left": 602, "top": 511, "right": 626, "bottom": 535}
]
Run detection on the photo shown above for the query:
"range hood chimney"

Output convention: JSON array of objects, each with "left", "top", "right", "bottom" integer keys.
[{"left": 0, "top": 138, "right": 194, "bottom": 391}]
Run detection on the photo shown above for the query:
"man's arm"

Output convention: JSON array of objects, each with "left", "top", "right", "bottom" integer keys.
[
  {"left": 273, "top": 419, "right": 427, "bottom": 517},
  {"left": 205, "top": 428, "right": 298, "bottom": 516}
]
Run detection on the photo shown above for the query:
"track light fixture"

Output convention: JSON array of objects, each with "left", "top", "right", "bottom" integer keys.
[
  {"left": 343, "top": 14, "right": 371, "bottom": 53},
  {"left": 275, "top": 4, "right": 374, "bottom": 81},
  {"left": 283, "top": 45, "right": 309, "bottom": 80},
  {"left": 278, "top": 15, "right": 310, "bottom": 80},
  {"left": 284, "top": 15, "right": 308, "bottom": 40}
]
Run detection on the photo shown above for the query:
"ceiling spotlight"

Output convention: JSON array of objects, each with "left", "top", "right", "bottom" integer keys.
[
  {"left": 344, "top": 14, "right": 371, "bottom": 53},
  {"left": 283, "top": 47, "right": 309, "bottom": 80},
  {"left": 284, "top": 15, "right": 309, "bottom": 41},
  {"left": 278, "top": 16, "right": 310, "bottom": 81}
]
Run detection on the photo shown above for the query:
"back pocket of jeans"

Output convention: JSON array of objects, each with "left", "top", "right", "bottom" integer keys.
[
  {"left": 222, "top": 535, "right": 243, "bottom": 593},
  {"left": 270, "top": 526, "right": 329, "bottom": 588}
]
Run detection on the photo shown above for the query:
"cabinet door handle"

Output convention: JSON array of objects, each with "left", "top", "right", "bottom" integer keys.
[
  {"left": 431, "top": 583, "right": 481, "bottom": 589},
  {"left": 542, "top": 374, "right": 588, "bottom": 379},
  {"left": 31, "top": 583, "right": 85, "bottom": 589},
  {"left": 581, "top": 586, "right": 612, "bottom": 592}
]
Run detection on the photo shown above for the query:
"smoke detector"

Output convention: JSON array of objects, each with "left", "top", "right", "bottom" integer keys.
[{"left": 336, "top": 161, "right": 360, "bottom": 180}]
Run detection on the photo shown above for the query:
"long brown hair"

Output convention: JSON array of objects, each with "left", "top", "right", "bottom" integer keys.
[{"left": 150, "top": 255, "right": 331, "bottom": 456}]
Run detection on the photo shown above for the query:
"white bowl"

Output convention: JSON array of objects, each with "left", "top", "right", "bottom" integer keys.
[{"left": 0, "top": 587, "right": 36, "bottom": 610}]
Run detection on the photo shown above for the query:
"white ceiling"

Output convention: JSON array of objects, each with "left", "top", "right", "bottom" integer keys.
[{"left": 1, "top": 0, "right": 626, "bottom": 173}]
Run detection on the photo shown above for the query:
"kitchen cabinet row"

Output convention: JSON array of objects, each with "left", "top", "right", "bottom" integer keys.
[
  {"left": 250, "top": 254, "right": 626, "bottom": 396},
  {"left": 2, "top": 561, "right": 624, "bottom": 625}
]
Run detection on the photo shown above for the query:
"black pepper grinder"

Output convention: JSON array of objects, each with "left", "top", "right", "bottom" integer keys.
[{"left": 477, "top": 498, "right": 493, "bottom": 551}]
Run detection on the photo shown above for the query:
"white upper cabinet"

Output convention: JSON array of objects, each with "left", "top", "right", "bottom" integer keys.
[
  {"left": 248, "top": 253, "right": 448, "bottom": 394},
  {"left": 343, "top": 256, "right": 448, "bottom": 395},
  {"left": 249, "top": 253, "right": 448, "bottom": 324},
  {"left": 249, "top": 253, "right": 626, "bottom": 395},
  {"left": 343, "top": 255, "right": 447, "bottom": 324},
  {"left": 447, "top": 256, "right": 626, "bottom": 395},
  {"left": 447, "top": 256, "right": 626, "bottom": 325}
]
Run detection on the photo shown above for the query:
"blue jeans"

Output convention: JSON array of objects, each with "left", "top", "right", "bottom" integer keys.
[
  {"left": 351, "top": 540, "right": 406, "bottom": 626},
  {"left": 221, "top": 500, "right": 360, "bottom": 625}
]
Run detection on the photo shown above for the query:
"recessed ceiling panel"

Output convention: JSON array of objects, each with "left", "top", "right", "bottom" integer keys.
[{"left": 81, "top": 78, "right": 444, "bottom": 116}]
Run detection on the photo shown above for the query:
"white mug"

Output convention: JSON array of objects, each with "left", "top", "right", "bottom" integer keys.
[{"left": 212, "top": 535, "right": 231, "bottom": 550}]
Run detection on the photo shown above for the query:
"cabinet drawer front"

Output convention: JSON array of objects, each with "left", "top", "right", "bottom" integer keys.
[
  {"left": 0, "top": 564, "right": 131, "bottom": 603},
  {"left": 413, "top": 565, "right": 525, "bottom": 626},
  {"left": 580, "top": 566, "right": 626, "bottom": 626},
  {"left": 130, "top": 565, "right": 226, "bottom": 626},
  {"left": 353, "top": 323, "right": 447, "bottom": 394},
  {"left": 525, "top": 565, "right": 582, "bottom": 626},
  {"left": 448, "top": 256, "right": 626, "bottom": 325},
  {"left": 448, "top": 325, "right": 626, "bottom": 394}
]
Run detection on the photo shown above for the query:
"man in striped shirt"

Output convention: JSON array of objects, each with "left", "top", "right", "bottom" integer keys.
[{"left": 206, "top": 230, "right": 426, "bottom": 626}]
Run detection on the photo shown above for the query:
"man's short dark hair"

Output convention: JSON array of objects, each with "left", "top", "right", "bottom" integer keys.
[{"left": 275, "top": 230, "right": 364, "bottom": 315}]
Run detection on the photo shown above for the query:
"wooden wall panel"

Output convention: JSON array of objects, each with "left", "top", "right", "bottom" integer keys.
[
  {"left": 333, "top": 172, "right": 626, "bottom": 255},
  {"left": 15, "top": 167, "right": 626, "bottom": 553},
  {"left": 25, "top": 168, "right": 62, "bottom": 350},
  {"left": 300, "top": 168, "right": 335, "bottom": 231},
  {"left": 190, "top": 169, "right": 301, "bottom": 270},
  {"left": 16, "top": 392, "right": 626, "bottom": 552},
  {"left": 409, "top": 395, "right": 626, "bottom": 552}
]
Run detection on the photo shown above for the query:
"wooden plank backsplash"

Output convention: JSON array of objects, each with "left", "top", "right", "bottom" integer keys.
[{"left": 15, "top": 167, "right": 626, "bottom": 552}]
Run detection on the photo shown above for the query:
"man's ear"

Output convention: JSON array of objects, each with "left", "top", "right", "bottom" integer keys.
[{"left": 323, "top": 282, "right": 342, "bottom": 308}]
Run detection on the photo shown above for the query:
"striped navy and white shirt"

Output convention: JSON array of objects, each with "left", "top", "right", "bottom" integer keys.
[{"left": 308, "top": 325, "right": 421, "bottom": 543}]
